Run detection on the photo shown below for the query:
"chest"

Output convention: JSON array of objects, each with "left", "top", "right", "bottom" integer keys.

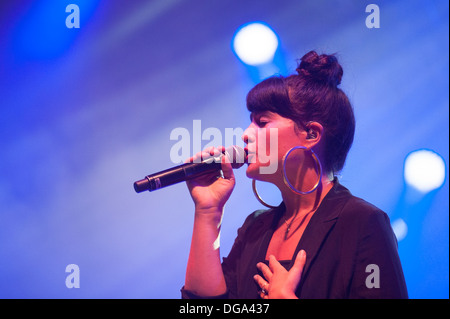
[{"left": 265, "top": 213, "right": 313, "bottom": 260}]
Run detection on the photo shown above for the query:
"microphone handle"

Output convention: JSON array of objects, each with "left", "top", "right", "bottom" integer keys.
[{"left": 133, "top": 160, "right": 222, "bottom": 193}]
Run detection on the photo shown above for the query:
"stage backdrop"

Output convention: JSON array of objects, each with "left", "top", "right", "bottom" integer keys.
[{"left": 0, "top": 0, "right": 448, "bottom": 298}]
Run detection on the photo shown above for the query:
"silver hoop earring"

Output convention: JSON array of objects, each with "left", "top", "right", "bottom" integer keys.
[
  {"left": 282, "top": 146, "right": 322, "bottom": 195},
  {"left": 252, "top": 179, "right": 278, "bottom": 209}
]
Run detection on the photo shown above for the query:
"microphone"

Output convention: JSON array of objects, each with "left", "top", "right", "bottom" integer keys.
[{"left": 133, "top": 145, "right": 246, "bottom": 193}]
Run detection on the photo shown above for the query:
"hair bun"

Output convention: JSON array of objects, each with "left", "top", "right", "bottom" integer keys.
[{"left": 296, "top": 51, "right": 343, "bottom": 87}]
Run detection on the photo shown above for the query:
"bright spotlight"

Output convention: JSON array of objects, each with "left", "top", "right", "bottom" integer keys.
[
  {"left": 232, "top": 22, "right": 279, "bottom": 66},
  {"left": 404, "top": 149, "right": 446, "bottom": 193},
  {"left": 391, "top": 218, "right": 408, "bottom": 241}
]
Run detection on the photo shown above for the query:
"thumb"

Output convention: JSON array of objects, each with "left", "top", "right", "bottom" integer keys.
[{"left": 288, "top": 250, "right": 306, "bottom": 288}]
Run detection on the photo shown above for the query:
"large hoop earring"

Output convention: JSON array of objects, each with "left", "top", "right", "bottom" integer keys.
[
  {"left": 252, "top": 179, "right": 278, "bottom": 209},
  {"left": 282, "top": 146, "right": 322, "bottom": 195}
]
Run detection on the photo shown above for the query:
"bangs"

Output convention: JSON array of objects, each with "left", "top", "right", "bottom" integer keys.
[{"left": 246, "top": 76, "right": 292, "bottom": 117}]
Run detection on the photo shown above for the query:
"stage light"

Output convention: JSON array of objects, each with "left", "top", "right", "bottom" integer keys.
[
  {"left": 404, "top": 149, "right": 446, "bottom": 193},
  {"left": 13, "top": 0, "right": 100, "bottom": 60},
  {"left": 391, "top": 218, "right": 408, "bottom": 241},
  {"left": 232, "top": 22, "right": 279, "bottom": 66}
]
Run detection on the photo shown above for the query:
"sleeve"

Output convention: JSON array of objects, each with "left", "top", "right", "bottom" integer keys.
[
  {"left": 348, "top": 208, "right": 408, "bottom": 299},
  {"left": 220, "top": 221, "right": 247, "bottom": 299}
]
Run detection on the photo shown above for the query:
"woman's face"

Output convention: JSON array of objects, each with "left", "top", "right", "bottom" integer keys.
[{"left": 242, "top": 111, "right": 307, "bottom": 183}]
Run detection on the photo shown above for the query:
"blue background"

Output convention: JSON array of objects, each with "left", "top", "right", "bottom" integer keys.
[{"left": 0, "top": 0, "right": 448, "bottom": 298}]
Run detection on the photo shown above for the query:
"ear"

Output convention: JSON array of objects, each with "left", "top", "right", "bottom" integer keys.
[{"left": 304, "top": 121, "right": 324, "bottom": 149}]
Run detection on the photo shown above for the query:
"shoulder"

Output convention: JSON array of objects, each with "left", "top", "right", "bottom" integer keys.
[
  {"left": 331, "top": 181, "right": 390, "bottom": 225},
  {"left": 341, "top": 195, "right": 391, "bottom": 228},
  {"left": 341, "top": 195, "right": 387, "bottom": 219},
  {"left": 330, "top": 183, "right": 393, "bottom": 240},
  {"left": 334, "top": 191, "right": 397, "bottom": 253}
]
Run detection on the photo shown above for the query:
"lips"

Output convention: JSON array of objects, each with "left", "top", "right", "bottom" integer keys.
[{"left": 244, "top": 146, "right": 256, "bottom": 164}]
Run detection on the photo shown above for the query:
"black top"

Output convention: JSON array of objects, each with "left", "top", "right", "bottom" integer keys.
[{"left": 182, "top": 179, "right": 408, "bottom": 299}]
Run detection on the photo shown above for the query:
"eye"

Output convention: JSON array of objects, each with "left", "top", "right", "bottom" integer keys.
[
  {"left": 258, "top": 120, "right": 268, "bottom": 127},
  {"left": 250, "top": 112, "right": 270, "bottom": 127},
  {"left": 255, "top": 116, "right": 269, "bottom": 127}
]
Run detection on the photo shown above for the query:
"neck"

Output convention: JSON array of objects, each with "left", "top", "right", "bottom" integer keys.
[{"left": 280, "top": 173, "right": 335, "bottom": 220}]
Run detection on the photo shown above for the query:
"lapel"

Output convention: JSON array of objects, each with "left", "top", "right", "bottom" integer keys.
[{"left": 289, "top": 179, "right": 352, "bottom": 277}]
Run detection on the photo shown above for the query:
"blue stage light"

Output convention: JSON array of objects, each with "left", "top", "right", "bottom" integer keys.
[
  {"left": 391, "top": 218, "right": 408, "bottom": 241},
  {"left": 232, "top": 22, "right": 279, "bottom": 66},
  {"left": 404, "top": 149, "right": 446, "bottom": 193},
  {"left": 12, "top": 0, "right": 99, "bottom": 61}
]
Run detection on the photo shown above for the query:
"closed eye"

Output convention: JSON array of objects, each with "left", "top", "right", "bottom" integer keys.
[
  {"left": 256, "top": 119, "right": 268, "bottom": 127},
  {"left": 250, "top": 113, "right": 269, "bottom": 128},
  {"left": 257, "top": 114, "right": 271, "bottom": 127}
]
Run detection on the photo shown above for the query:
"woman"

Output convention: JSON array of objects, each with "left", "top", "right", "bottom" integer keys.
[{"left": 181, "top": 51, "right": 408, "bottom": 299}]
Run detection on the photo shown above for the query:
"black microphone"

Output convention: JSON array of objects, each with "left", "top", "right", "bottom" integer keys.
[{"left": 133, "top": 145, "right": 246, "bottom": 193}]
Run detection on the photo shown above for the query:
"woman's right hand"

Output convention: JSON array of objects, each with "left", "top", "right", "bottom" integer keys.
[{"left": 185, "top": 146, "right": 236, "bottom": 214}]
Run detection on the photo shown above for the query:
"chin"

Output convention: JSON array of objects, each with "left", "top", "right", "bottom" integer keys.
[
  {"left": 245, "top": 163, "right": 259, "bottom": 179},
  {"left": 245, "top": 163, "right": 278, "bottom": 182}
]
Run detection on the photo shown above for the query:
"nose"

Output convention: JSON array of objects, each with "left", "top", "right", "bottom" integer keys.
[{"left": 242, "top": 125, "right": 256, "bottom": 144}]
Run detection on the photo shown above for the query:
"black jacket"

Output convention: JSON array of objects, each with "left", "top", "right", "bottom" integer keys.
[{"left": 182, "top": 180, "right": 408, "bottom": 299}]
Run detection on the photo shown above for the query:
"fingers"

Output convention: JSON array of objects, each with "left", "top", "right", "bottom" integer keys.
[
  {"left": 184, "top": 146, "right": 235, "bottom": 180},
  {"left": 185, "top": 146, "right": 224, "bottom": 163},
  {"left": 253, "top": 257, "right": 278, "bottom": 299},
  {"left": 268, "top": 255, "right": 284, "bottom": 273},
  {"left": 191, "top": 147, "right": 219, "bottom": 163},
  {"left": 291, "top": 250, "right": 307, "bottom": 274},
  {"left": 256, "top": 262, "right": 273, "bottom": 282},
  {"left": 254, "top": 262, "right": 271, "bottom": 298},
  {"left": 288, "top": 250, "right": 306, "bottom": 288},
  {"left": 253, "top": 274, "right": 269, "bottom": 299},
  {"left": 253, "top": 274, "right": 268, "bottom": 288},
  {"left": 221, "top": 153, "right": 235, "bottom": 180}
]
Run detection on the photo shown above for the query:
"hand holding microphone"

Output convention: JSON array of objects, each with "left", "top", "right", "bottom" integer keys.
[
  {"left": 185, "top": 146, "right": 241, "bottom": 213},
  {"left": 133, "top": 145, "right": 246, "bottom": 193},
  {"left": 134, "top": 145, "right": 246, "bottom": 213}
]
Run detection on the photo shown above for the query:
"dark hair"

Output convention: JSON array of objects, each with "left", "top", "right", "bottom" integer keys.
[{"left": 246, "top": 50, "right": 355, "bottom": 174}]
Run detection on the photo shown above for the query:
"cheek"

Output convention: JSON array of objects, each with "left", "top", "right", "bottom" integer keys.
[
  {"left": 257, "top": 128, "right": 289, "bottom": 161},
  {"left": 252, "top": 128, "right": 279, "bottom": 161},
  {"left": 248, "top": 128, "right": 282, "bottom": 173},
  {"left": 276, "top": 127, "right": 305, "bottom": 156}
]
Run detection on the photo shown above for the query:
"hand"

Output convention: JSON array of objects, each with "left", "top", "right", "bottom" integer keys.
[
  {"left": 185, "top": 146, "right": 236, "bottom": 213},
  {"left": 253, "top": 250, "right": 306, "bottom": 299}
]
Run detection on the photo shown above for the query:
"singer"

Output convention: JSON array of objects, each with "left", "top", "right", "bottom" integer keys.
[{"left": 181, "top": 51, "right": 408, "bottom": 299}]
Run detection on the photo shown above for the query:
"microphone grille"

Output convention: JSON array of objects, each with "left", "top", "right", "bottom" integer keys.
[{"left": 225, "top": 145, "right": 246, "bottom": 169}]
